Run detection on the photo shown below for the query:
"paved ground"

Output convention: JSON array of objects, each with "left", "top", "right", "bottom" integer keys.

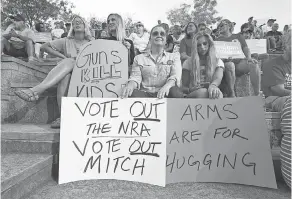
[{"left": 26, "top": 179, "right": 291, "bottom": 199}]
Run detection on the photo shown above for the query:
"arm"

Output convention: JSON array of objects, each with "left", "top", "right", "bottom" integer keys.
[
  {"left": 40, "top": 42, "right": 66, "bottom": 59},
  {"left": 181, "top": 69, "right": 191, "bottom": 93},
  {"left": 271, "top": 84, "right": 291, "bottom": 97},
  {"left": 179, "top": 39, "right": 191, "bottom": 61},
  {"left": 167, "top": 53, "right": 182, "bottom": 87},
  {"left": 128, "top": 57, "right": 142, "bottom": 89},
  {"left": 210, "top": 67, "right": 224, "bottom": 86}
]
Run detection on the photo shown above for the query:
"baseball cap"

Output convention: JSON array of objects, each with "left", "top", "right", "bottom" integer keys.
[
  {"left": 136, "top": 21, "right": 144, "bottom": 27},
  {"left": 65, "top": 22, "right": 71, "bottom": 26},
  {"left": 9, "top": 14, "right": 25, "bottom": 22},
  {"left": 248, "top": 16, "right": 253, "bottom": 21},
  {"left": 267, "top": 19, "right": 276, "bottom": 23}
]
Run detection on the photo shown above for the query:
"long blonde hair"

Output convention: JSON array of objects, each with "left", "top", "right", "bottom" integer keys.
[
  {"left": 107, "top": 13, "right": 126, "bottom": 41},
  {"left": 67, "top": 15, "right": 93, "bottom": 41},
  {"left": 190, "top": 32, "right": 218, "bottom": 86}
]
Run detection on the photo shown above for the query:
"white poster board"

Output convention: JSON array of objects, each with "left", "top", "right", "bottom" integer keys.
[
  {"left": 59, "top": 97, "right": 277, "bottom": 189},
  {"left": 166, "top": 97, "right": 277, "bottom": 189},
  {"left": 214, "top": 41, "right": 245, "bottom": 59},
  {"left": 59, "top": 97, "right": 167, "bottom": 186},
  {"left": 68, "top": 40, "right": 128, "bottom": 98},
  {"left": 246, "top": 39, "right": 267, "bottom": 54}
]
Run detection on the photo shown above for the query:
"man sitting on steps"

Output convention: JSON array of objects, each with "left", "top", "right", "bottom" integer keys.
[
  {"left": 262, "top": 30, "right": 291, "bottom": 188},
  {"left": 1, "top": 14, "right": 37, "bottom": 62}
]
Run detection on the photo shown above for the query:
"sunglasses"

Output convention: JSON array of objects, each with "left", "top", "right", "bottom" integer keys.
[
  {"left": 197, "top": 41, "right": 208, "bottom": 47},
  {"left": 136, "top": 24, "right": 143, "bottom": 27},
  {"left": 152, "top": 31, "right": 166, "bottom": 37}
]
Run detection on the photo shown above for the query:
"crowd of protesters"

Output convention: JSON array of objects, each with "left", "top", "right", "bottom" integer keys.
[{"left": 1, "top": 13, "right": 291, "bottom": 188}]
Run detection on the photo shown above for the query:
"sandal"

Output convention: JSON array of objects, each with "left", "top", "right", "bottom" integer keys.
[
  {"left": 14, "top": 89, "right": 39, "bottom": 102},
  {"left": 51, "top": 118, "right": 60, "bottom": 129}
]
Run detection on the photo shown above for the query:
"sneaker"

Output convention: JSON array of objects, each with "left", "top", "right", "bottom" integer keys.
[{"left": 51, "top": 118, "right": 60, "bottom": 129}]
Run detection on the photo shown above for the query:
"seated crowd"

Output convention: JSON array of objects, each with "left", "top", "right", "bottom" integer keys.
[{"left": 1, "top": 13, "right": 291, "bottom": 188}]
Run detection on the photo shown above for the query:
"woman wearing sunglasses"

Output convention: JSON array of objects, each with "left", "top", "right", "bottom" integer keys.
[
  {"left": 177, "top": 32, "right": 224, "bottom": 99},
  {"left": 121, "top": 25, "right": 182, "bottom": 99},
  {"left": 128, "top": 21, "right": 150, "bottom": 55},
  {"left": 216, "top": 19, "right": 260, "bottom": 97}
]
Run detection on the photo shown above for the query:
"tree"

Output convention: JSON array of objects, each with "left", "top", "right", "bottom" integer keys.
[
  {"left": 1, "top": 0, "right": 76, "bottom": 28},
  {"left": 167, "top": 0, "right": 222, "bottom": 26}
]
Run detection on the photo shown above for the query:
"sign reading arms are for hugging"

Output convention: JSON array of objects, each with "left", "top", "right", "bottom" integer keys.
[{"left": 59, "top": 97, "right": 277, "bottom": 189}]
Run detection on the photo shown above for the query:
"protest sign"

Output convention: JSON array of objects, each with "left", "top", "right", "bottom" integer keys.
[
  {"left": 214, "top": 41, "right": 245, "bottom": 59},
  {"left": 166, "top": 97, "right": 277, "bottom": 189},
  {"left": 33, "top": 32, "right": 52, "bottom": 43},
  {"left": 59, "top": 97, "right": 167, "bottom": 186},
  {"left": 246, "top": 39, "right": 267, "bottom": 54},
  {"left": 59, "top": 97, "right": 277, "bottom": 189},
  {"left": 67, "top": 40, "right": 128, "bottom": 98}
]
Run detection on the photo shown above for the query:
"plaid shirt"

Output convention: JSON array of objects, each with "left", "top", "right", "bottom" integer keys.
[{"left": 129, "top": 51, "right": 182, "bottom": 93}]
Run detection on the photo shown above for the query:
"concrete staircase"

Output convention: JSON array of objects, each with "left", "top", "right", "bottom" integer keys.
[{"left": 1, "top": 56, "right": 290, "bottom": 198}]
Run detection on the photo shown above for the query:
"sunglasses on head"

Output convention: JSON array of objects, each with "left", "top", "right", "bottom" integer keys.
[
  {"left": 152, "top": 31, "right": 166, "bottom": 37},
  {"left": 197, "top": 41, "right": 208, "bottom": 47}
]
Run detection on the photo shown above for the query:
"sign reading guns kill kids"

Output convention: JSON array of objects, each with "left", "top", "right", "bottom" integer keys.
[
  {"left": 68, "top": 40, "right": 128, "bottom": 98},
  {"left": 59, "top": 97, "right": 277, "bottom": 189}
]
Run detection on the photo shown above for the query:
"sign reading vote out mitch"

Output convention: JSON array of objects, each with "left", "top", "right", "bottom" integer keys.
[
  {"left": 68, "top": 40, "right": 128, "bottom": 98},
  {"left": 59, "top": 97, "right": 167, "bottom": 186},
  {"left": 166, "top": 97, "right": 277, "bottom": 189},
  {"left": 59, "top": 97, "right": 277, "bottom": 189}
]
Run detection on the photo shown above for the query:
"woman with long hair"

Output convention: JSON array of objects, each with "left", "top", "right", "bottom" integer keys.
[
  {"left": 103, "top": 13, "right": 135, "bottom": 67},
  {"left": 178, "top": 32, "right": 224, "bottom": 99},
  {"left": 179, "top": 22, "right": 198, "bottom": 64},
  {"left": 14, "top": 15, "right": 93, "bottom": 128}
]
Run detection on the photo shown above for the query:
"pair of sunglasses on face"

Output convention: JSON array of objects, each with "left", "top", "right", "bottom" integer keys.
[
  {"left": 136, "top": 24, "right": 143, "bottom": 27},
  {"left": 152, "top": 31, "right": 166, "bottom": 37}
]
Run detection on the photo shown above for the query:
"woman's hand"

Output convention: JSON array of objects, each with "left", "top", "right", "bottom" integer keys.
[
  {"left": 157, "top": 85, "right": 171, "bottom": 99},
  {"left": 121, "top": 81, "right": 136, "bottom": 98},
  {"left": 208, "top": 84, "right": 222, "bottom": 99},
  {"left": 246, "top": 57, "right": 258, "bottom": 65},
  {"left": 122, "top": 40, "right": 131, "bottom": 50}
]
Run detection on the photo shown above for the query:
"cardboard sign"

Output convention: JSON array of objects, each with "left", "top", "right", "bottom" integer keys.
[
  {"left": 59, "top": 97, "right": 167, "bottom": 186},
  {"left": 59, "top": 97, "right": 277, "bottom": 189},
  {"left": 214, "top": 41, "right": 245, "bottom": 59},
  {"left": 166, "top": 97, "right": 277, "bottom": 189},
  {"left": 67, "top": 40, "right": 128, "bottom": 98},
  {"left": 34, "top": 32, "right": 52, "bottom": 43},
  {"left": 246, "top": 39, "right": 267, "bottom": 54}
]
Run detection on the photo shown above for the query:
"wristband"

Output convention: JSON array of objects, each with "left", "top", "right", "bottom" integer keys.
[{"left": 210, "top": 83, "right": 217, "bottom": 87}]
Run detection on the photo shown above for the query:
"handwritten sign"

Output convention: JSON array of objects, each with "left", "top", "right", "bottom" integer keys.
[
  {"left": 67, "top": 40, "right": 128, "bottom": 98},
  {"left": 59, "top": 97, "right": 167, "bottom": 186},
  {"left": 34, "top": 32, "right": 52, "bottom": 43},
  {"left": 59, "top": 97, "right": 277, "bottom": 189},
  {"left": 246, "top": 39, "right": 267, "bottom": 54},
  {"left": 214, "top": 41, "right": 245, "bottom": 59},
  {"left": 166, "top": 97, "right": 277, "bottom": 189}
]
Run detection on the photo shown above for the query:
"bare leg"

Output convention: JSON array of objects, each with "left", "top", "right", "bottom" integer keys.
[
  {"left": 57, "top": 73, "right": 71, "bottom": 112},
  {"left": 25, "top": 40, "right": 35, "bottom": 60},
  {"left": 224, "top": 62, "right": 236, "bottom": 97},
  {"left": 32, "top": 58, "right": 75, "bottom": 94},
  {"left": 1, "top": 37, "right": 11, "bottom": 54},
  {"left": 236, "top": 60, "right": 260, "bottom": 96}
]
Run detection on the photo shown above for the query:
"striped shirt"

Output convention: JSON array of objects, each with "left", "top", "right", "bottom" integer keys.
[
  {"left": 129, "top": 51, "right": 182, "bottom": 93},
  {"left": 280, "top": 97, "right": 291, "bottom": 188}
]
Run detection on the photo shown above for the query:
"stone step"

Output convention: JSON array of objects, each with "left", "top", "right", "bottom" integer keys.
[
  {"left": 1, "top": 153, "right": 57, "bottom": 199},
  {"left": 1, "top": 124, "right": 60, "bottom": 154},
  {"left": 1, "top": 55, "right": 59, "bottom": 124},
  {"left": 25, "top": 178, "right": 290, "bottom": 199}
]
